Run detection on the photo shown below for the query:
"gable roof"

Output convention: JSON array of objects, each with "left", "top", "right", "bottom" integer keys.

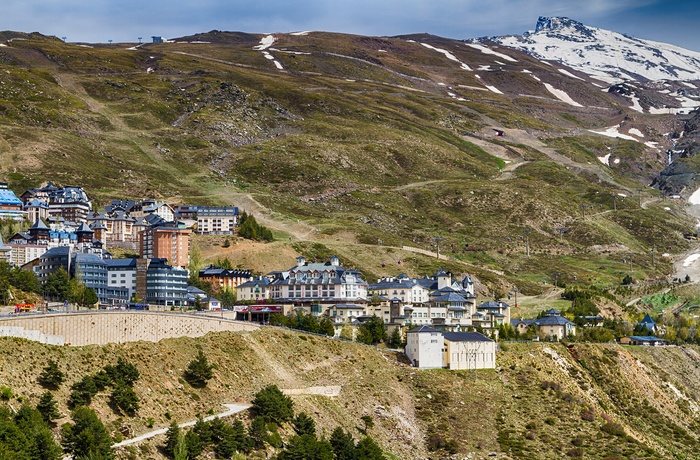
[{"left": 407, "top": 325, "right": 441, "bottom": 334}]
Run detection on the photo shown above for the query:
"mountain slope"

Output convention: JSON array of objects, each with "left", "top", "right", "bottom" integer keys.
[
  {"left": 0, "top": 30, "right": 695, "bottom": 291},
  {"left": 484, "top": 16, "right": 700, "bottom": 84}
]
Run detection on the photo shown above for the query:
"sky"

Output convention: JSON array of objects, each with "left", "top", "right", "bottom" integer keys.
[{"left": 1, "top": 0, "right": 698, "bottom": 52}]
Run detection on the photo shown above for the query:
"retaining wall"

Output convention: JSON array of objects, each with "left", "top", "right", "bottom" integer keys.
[{"left": 0, "top": 312, "right": 259, "bottom": 346}]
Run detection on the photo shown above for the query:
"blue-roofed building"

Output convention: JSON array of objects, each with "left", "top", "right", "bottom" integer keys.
[
  {"left": 620, "top": 336, "right": 668, "bottom": 346},
  {"left": 511, "top": 309, "right": 576, "bottom": 340},
  {"left": 367, "top": 269, "right": 480, "bottom": 329},
  {"left": 196, "top": 207, "right": 239, "bottom": 234},
  {"left": 73, "top": 253, "right": 110, "bottom": 304},
  {"left": 406, "top": 326, "right": 496, "bottom": 369},
  {"left": 0, "top": 182, "right": 26, "bottom": 221},
  {"left": 638, "top": 314, "right": 657, "bottom": 333}
]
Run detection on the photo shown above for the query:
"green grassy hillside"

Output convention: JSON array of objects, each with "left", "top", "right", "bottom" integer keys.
[{"left": 0, "top": 31, "right": 692, "bottom": 292}]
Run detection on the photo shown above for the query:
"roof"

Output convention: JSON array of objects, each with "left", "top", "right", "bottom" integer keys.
[
  {"left": 30, "top": 219, "right": 49, "bottom": 230},
  {"left": 535, "top": 315, "right": 575, "bottom": 326},
  {"left": 331, "top": 304, "right": 365, "bottom": 309},
  {"left": 478, "top": 300, "right": 509, "bottom": 309},
  {"left": 430, "top": 292, "right": 468, "bottom": 303},
  {"left": 407, "top": 325, "right": 441, "bottom": 334},
  {"left": 640, "top": 313, "right": 656, "bottom": 325},
  {"left": 0, "top": 188, "right": 22, "bottom": 207},
  {"left": 625, "top": 336, "right": 666, "bottom": 342},
  {"left": 511, "top": 318, "right": 536, "bottom": 327},
  {"left": 443, "top": 331, "right": 494, "bottom": 343},
  {"left": 104, "top": 258, "right": 137, "bottom": 269}
]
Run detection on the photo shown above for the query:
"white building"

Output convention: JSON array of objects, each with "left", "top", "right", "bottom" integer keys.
[
  {"left": 269, "top": 255, "right": 368, "bottom": 313},
  {"left": 405, "top": 326, "right": 496, "bottom": 370},
  {"left": 105, "top": 258, "right": 138, "bottom": 301},
  {"left": 405, "top": 326, "right": 444, "bottom": 369},
  {"left": 443, "top": 332, "right": 496, "bottom": 370}
]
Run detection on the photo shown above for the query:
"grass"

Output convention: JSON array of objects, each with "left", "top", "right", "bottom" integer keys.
[{"left": 0, "top": 30, "right": 691, "bottom": 301}]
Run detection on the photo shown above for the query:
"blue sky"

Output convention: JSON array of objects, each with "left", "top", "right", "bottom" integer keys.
[{"left": 1, "top": 0, "right": 698, "bottom": 52}]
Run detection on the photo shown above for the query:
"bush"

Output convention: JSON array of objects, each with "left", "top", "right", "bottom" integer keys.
[
  {"left": 0, "top": 386, "right": 13, "bottom": 400},
  {"left": 601, "top": 422, "right": 626, "bottom": 437}
]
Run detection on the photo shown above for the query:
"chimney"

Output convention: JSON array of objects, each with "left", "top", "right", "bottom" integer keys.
[
  {"left": 296, "top": 255, "right": 306, "bottom": 266},
  {"left": 330, "top": 255, "right": 339, "bottom": 266}
]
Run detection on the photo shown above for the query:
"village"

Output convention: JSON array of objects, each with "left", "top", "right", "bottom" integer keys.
[{"left": 0, "top": 180, "right": 670, "bottom": 371}]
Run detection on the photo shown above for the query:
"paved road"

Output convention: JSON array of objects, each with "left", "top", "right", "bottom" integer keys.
[{"left": 112, "top": 403, "right": 250, "bottom": 448}]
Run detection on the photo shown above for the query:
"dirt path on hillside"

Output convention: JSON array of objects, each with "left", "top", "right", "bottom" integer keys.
[
  {"left": 111, "top": 403, "right": 250, "bottom": 450},
  {"left": 467, "top": 128, "right": 627, "bottom": 190}
]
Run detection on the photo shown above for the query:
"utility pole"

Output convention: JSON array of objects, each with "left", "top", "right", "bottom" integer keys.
[
  {"left": 557, "top": 227, "right": 566, "bottom": 243},
  {"left": 523, "top": 228, "right": 531, "bottom": 257},
  {"left": 432, "top": 237, "right": 444, "bottom": 259}
]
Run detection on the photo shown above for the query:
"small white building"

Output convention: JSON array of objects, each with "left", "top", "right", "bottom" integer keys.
[
  {"left": 405, "top": 326, "right": 444, "bottom": 369},
  {"left": 405, "top": 326, "right": 496, "bottom": 370},
  {"left": 443, "top": 332, "right": 496, "bottom": 370}
]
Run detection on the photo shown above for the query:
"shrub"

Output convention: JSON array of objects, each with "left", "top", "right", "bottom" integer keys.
[
  {"left": 601, "top": 422, "right": 626, "bottom": 437},
  {"left": 0, "top": 386, "right": 13, "bottom": 400},
  {"left": 581, "top": 409, "right": 596, "bottom": 422}
]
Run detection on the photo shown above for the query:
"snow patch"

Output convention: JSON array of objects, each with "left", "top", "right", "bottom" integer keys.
[
  {"left": 253, "top": 35, "right": 275, "bottom": 50},
  {"left": 683, "top": 254, "right": 700, "bottom": 267},
  {"left": 465, "top": 43, "right": 517, "bottom": 62},
  {"left": 614, "top": 158, "right": 620, "bottom": 164},
  {"left": 558, "top": 69, "right": 584, "bottom": 80},
  {"left": 598, "top": 154, "right": 611, "bottom": 165},
  {"left": 629, "top": 128, "right": 644, "bottom": 137},
  {"left": 543, "top": 83, "right": 583, "bottom": 107},
  {"left": 589, "top": 125, "right": 638, "bottom": 142},
  {"left": 421, "top": 43, "right": 472, "bottom": 70},
  {"left": 689, "top": 187, "right": 700, "bottom": 205},
  {"left": 478, "top": 65, "right": 492, "bottom": 71},
  {"left": 290, "top": 31, "right": 311, "bottom": 36}
]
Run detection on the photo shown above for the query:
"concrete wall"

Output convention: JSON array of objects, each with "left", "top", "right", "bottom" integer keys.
[{"left": 0, "top": 312, "right": 259, "bottom": 346}]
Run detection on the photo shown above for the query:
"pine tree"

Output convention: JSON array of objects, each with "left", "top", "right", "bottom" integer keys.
[
  {"left": 293, "top": 412, "right": 316, "bottom": 436},
  {"left": 36, "top": 391, "right": 61, "bottom": 423},
  {"left": 251, "top": 384, "right": 294, "bottom": 424},
  {"left": 355, "top": 436, "right": 383, "bottom": 460},
  {"left": 38, "top": 360, "right": 65, "bottom": 390},
  {"left": 184, "top": 348, "right": 214, "bottom": 388},
  {"left": 61, "top": 406, "right": 114, "bottom": 460},
  {"left": 330, "top": 427, "right": 356, "bottom": 460},
  {"left": 164, "top": 421, "right": 181, "bottom": 458}
]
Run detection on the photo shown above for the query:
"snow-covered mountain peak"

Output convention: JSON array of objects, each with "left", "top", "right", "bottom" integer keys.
[{"left": 483, "top": 17, "right": 700, "bottom": 83}]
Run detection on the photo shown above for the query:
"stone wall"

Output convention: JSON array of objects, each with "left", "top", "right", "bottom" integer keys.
[{"left": 0, "top": 312, "right": 259, "bottom": 346}]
